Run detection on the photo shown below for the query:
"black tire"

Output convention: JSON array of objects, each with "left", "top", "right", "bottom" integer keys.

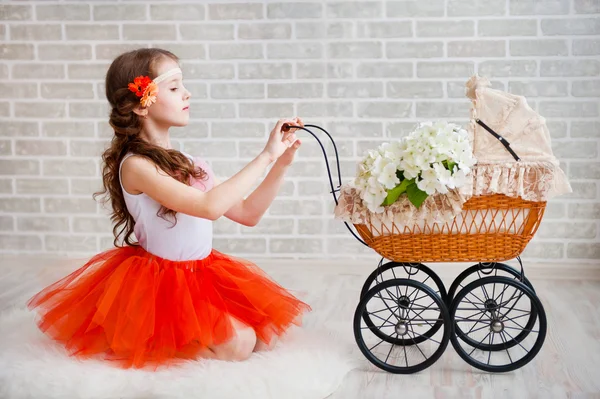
[
  {"left": 449, "top": 263, "right": 538, "bottom": 351},
  {"left": 354, "top": 278, "right": 451, "bottom": 374},
  {"left": 450, "top": 276, "right": 547, "bottom": 372}
]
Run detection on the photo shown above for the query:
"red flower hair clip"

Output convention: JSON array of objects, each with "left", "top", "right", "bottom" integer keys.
[{"left": 128, "top": 75, "right": 158, "bottom": 108}]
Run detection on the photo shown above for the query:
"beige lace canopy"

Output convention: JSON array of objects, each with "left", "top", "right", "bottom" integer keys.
[
  {"left": 462, "top": 75, "right": 571, "bottom": 201},
  {"left": 333, "top": 75, "right": 571, "bottom": 232}
]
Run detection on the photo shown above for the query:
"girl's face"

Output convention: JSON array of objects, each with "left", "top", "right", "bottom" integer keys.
[{"left": 146, "top": 58, "right": 191, "bottom": 128}]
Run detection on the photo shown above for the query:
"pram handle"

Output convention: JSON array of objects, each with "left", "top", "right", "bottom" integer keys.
[{"left": 282, "top": 123, "right": 369, "bottom": 247}]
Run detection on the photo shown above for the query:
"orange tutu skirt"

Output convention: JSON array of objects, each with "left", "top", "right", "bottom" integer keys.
[{"left": 27, "top": 245, "right": 311, "bottom": 369}]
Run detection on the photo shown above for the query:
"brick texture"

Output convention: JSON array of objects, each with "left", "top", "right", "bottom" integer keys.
[{"left": 0, "top": 0, "right": 597, "bottom": 263}]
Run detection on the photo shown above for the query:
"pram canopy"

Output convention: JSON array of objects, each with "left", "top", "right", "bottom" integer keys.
[{"left": 463, "top": 74, "right": 572, "bottom": 201}]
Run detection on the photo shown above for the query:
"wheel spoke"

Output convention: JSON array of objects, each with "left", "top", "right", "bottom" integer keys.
[
  {"left": 383, "top": 336, "right": 395, "bottom": 364},
  {"left": 378, "top": 309, "right": 398, "bottom": 331},
  {"left": 411, "top": 319, "right": 444, "bottom": 322},
  {"left": 361, "top": 325, "right": 395, "bottom": 330},
  {"left": 502, "top": 328, "right": 531, "bottom": 354},
  {"left": 501, "top": 312, "right": 532, "bottom": 324},
  {"left": 407, "top": 302, "right": 438, "bottom": 311},
  {"left": 465, "top": 309, "right": 489, "bottom": 335},
  {"left": 455, "top": 318, "right": 492, "bottom": 323},
  {"left": 368, "top": 337, "right": 385, "bottom": 352},
  {"left": 501, "top": 306, "right": 531, "bottom": 314},
  {"left": 369, "top": 305, "right": 399, "bottom": 316},
  {"left": 504, "top": 325, "right": 539, "bottom": 333},
  {"left": 499, "top": 331, "right": 513, "bottom": 363},
  {"left": 462, "top": 290, "right": 486, "bottom": 310},
  {"left": 407, "top": 323, "right": 430, "bottom": 360},
  {"left": 403, "top": 338, "right": 409, "bottom": 367},
  {"left": 383, "top": 287, "right": 399, "bottom": 301},
  {"left": 464, "top": 289, "right": 487, "bottom": 306},
  {"left": 503, "top": 314, "right": 527, "bottom": 331},
  {"left": 368, "top": 310, "right": 398, "bottom": 325},
  {"left": 412, "top": 292, "right": 432, "bottom": 302},
  {"left": 497, "top": 282, "right": 508, "bottom": 307},
  {"left": 499, "top": 298, "right": 529, "bottom": 320},
  {"left": 374, "top": 293, "right": 396, "bottom": 303},
  {"left": 496, "top": 286, "right": 524, "bottom": 314},
  {"left": 487, "top": 333, "right": 494, "bottom": 365},
  {"left": 456, "top": 306, "right": 486, "bottom": 312},
  {"left": 373, "top": 293, "right": 401, "bottom": 320},
  {"left": 455, "top": 307, "right": 489, "bottom": 322},
  {"left": 478, "top": 273, "right": 492, "bottom": 301},
  {"left": 389, "top": 267, "right": 402, "bottom": 301},
  {"left": 407, "top": 307, "right": 436, "bottom": 329},
  {"left": 407, "top": 301, "right": 438, "bottom": 328},
  {"left": 468, "top": 331, "right": 491, "bottom": 356},
  {"left": 468, "top": 323, "right": 492, "bottom": 334},
  {"left": 405, "top": 275, "right": 432, "bottom": 303}
]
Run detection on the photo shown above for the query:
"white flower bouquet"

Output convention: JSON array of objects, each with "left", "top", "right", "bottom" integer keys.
[{"left": 353, "top": 121, "right": 477, "bottom": 213}]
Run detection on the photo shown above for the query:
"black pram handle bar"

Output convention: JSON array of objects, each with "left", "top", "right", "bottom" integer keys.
[{"left": 281, "top": 123, "right": 369, "bottom": 247}]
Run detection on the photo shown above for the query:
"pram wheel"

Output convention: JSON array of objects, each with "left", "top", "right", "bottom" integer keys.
[
  {"left": 450, "top": 276, "right": 547, "bottom": 372},
  {"left": 360, "top": 262, "right": 447, "bottom": 345},
  {"left": 354, "top": 278, "right": 451, "bottom": 374},
  {"left": 449, "top": 263, "right": 538, "bottom": 351}
]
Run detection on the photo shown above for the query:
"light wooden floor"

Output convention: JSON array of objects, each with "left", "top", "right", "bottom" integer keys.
[{"left": 1, "top": 255, "right": 599, "bottom": 398}]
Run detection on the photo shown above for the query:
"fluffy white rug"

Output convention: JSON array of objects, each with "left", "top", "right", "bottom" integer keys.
[{"left": 0, "top": 306, "right": 361, "bottom": 399}]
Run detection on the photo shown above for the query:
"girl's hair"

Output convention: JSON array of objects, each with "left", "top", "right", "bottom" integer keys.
[{"left": 93, "top": 48, "right": 208, "bottom": 248}]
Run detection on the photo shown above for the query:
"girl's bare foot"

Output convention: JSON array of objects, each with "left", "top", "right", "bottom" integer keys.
[{"left": 253, "top": 336, "right": 278, "bottom": 352}]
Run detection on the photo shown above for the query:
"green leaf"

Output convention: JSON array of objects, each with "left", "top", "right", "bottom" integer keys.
[
  {"left": 447, "top": 161, "right": 457, "bottom": 173},
  {"left": 381, "top": 178, "right": 413, "bottom": 206},
  {"left": 406, "top": 182, "right": 429, "bottom": 209}
]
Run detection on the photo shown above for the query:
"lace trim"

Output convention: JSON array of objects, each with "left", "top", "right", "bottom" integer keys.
[
  {"left": 461, "top": 161, "right": 572, "bottom": 202},
  {"left": 333, "top": 185, "right": 467, "bottom": 229}
]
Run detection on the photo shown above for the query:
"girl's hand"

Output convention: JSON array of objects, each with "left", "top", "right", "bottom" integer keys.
[
  {"left": 262, "top": 118, "right": 300, "bottom": 163},
  {"left": 275, "top": 117, "right": 304, "bottom": 167}
]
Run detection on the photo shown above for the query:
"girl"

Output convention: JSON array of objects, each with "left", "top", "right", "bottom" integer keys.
[{"left": 26, "top": 48, "right": 311, "bottom": 370}]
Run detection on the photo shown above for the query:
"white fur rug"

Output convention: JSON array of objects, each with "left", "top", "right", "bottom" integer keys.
[{"left": 0, "top": 306, "right": 361, "bottom": 399}]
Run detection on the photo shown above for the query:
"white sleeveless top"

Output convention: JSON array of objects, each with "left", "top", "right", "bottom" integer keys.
[{"left": 118, "top": 151, "right": 214, "bottom": 261}]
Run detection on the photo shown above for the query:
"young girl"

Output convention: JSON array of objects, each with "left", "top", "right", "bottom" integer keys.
[{"left": 26, "top": 48, "right": 311, "bottom": 370}]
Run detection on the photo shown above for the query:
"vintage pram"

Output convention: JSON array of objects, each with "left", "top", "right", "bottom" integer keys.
[{"left": 284, "top": 75, "right": 571, "bottom": 374}]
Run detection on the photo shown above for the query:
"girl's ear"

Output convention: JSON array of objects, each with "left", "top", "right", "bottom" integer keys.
[{"left": 132, "top": 106, "right": 148, "bottom": 118}]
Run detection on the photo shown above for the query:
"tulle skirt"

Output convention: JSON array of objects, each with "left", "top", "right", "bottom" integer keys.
[{"left": 26, "top": 245, "right": 311, "bottom": 369}]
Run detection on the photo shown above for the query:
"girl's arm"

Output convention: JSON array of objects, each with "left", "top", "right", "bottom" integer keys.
[
  {"left": 212, "top": 118, "right": 303, "bottom": 226},
  {"left": 124, "top": 151, "right": 273, "bottom": 221},
  {"left": 213, "top": 161, "right": 290, "bottom": 226}
]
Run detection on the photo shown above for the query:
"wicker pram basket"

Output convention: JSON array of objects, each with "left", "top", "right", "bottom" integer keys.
[{"left": 353, "top": 194, "right": 546, "bottom": 263}]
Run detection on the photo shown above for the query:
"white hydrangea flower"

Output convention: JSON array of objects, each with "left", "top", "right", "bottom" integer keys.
[
  {"left": 377, "top": 161, "right": 401, "bottom": 189},
  {"left": 416, "top": 168, "right": 442, "bottom": 195},
  {"left": 352, "top": 121, "right": 477, "bottom": 213}
]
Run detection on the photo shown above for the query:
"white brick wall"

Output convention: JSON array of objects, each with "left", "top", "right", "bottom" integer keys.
[{"left": 0, "top": 0, "right": 598, "bottom": 263}]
